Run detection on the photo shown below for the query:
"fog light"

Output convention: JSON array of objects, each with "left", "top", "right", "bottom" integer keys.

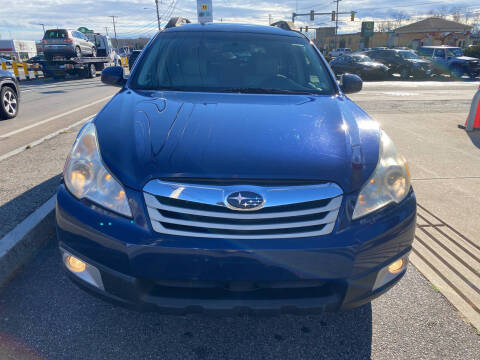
[
  {"left": 65, "top": 255, "right": 86, "bottom": 273},
  {"left": 61, "top": 249, "right": 104, "bottom": 290},
  {"left": 388, "top": 259, "right": 404, "bottom": 274}
]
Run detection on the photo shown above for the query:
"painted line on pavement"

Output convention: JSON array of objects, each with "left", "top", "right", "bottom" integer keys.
[
  {"left": 0, "top": 95, "right": 111, "bottom": 139},
  {"left": 0, "top": 114, "right": 94, "bottom": 162},
  {"left": 410, "top": 204, "right": 480, "bottom": 331}
]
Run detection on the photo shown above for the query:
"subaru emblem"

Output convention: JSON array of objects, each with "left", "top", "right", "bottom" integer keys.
[{"left": 225, "top": 191, "right": 265, "bottom": 211}]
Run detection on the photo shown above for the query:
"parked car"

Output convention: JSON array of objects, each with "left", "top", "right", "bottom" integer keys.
[
  {"left": 364, "top": 49, "right": 433, "bottom": 79},
  {"left": 0, "top": 57, "right": 12, "bottom": 66},
  {"left": 128, "top": 50, "right": 142, "bottom": 70},
  {"left": 57, "top": 22, "right": 416, "bottom": 314},
  {"left": 42, "top": 29, "right": 97, "bottom": 60},
  {"left": 328, "top": 48, "right": 352, "bottom": 57},
  {"left": 330, "top": 54, "right": 389, "bottom": 80},
  {"left": 418, "top": 46, "right": 480, "bottom": 79},
  {"left": 0, "top": 69, "right": 20, "bottom": 119}
]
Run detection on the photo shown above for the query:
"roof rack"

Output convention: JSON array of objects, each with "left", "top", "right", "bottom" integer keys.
[
  {"left": 270, "top": 21, "right": 297, "bottom": 31},
  {"left": 165, "top": 17, "right": 191, "bottom": 29}
]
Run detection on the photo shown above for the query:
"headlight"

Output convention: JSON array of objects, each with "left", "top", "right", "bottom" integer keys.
[
  {"left": 352, "top": 130, "right": 411, "bottom": 219},
  {"left": 64, "top": 122, "right": 132, "bottom": 217}
]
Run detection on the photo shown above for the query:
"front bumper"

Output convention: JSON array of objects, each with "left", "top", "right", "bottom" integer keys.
[{"left": 56, "top": 184, "right": 416, "bottom": 314}]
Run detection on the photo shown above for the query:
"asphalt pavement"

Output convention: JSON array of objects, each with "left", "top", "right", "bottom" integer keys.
[
  {"left": 0, "top": 241, "right": 478, "bottom": 360},
  {"left": 0, "top": 78, "right": 479, "bottom": 359}
]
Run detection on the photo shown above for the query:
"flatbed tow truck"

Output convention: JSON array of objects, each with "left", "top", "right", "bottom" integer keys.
[
  {"left": 39, "top": 56, "right": 116, "bottom": 79},
  {"left": 37, "top": 31, "right": 120, "bottom": 79}
]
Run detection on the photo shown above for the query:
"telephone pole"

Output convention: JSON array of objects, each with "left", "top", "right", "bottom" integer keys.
[
  {"left": 110, "top": 16, "right": 118, "bottom": 48},
  {"left": 155, "top": 0, "right": 161, "bottom": 30},
  {"left": 105, "top": 27, "right": 109, "bottom": 36},
  {"left": 334, "top": 0, "right": 341, "bottom": 49},
  {"left": 269, "top": 14, "right": 272, "bottom": 25}
]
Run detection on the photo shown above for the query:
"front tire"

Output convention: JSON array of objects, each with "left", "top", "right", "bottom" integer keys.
[
  {"left": 450, "top": 65, "right": 464, "bottom": 79},
  {"left": 399, "top": 68, "right": 410, "bottom": 80},
  {"left": 0, "top": 86, "right": 18, "bottom": 119}
]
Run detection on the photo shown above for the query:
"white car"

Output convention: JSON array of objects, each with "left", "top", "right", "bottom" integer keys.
[{"left": 328, "top": 48, "right": 352, "bottom": 57}]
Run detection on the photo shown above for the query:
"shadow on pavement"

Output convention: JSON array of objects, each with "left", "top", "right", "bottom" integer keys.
[
  {"left": 0, "top": 174, "right": 61, "bottom": 238},
  {"left": 0, "top": 243, "right": 373, "bottom": 360},
  {"left": 466, "top": 130, "right": 480, "bottom": 150}
]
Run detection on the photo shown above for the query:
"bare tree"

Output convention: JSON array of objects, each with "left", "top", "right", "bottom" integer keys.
[{"left": 392, "top": 12, "right": 410, "bottom": 28}]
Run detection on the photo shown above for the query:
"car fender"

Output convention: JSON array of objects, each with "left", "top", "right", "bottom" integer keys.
[{"left": 0, "top": 78, "right": 19, "bottom": 100}]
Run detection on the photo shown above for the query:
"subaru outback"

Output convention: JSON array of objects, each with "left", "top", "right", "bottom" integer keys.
[{"left": 56, "top": 22, "right": 416, "bottom": 314}]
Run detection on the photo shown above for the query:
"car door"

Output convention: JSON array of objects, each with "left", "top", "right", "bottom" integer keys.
[
  {"left": 331, "top": 56, "right": 347, "bottom": 74},
  {"left": 432, "top": 48, "right": 447, "bottom": 71},
  {"left": 74, "top": 32, "right": 88, "bottom": 54}
]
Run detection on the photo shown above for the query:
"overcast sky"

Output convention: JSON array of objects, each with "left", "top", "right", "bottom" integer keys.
[{"left": 1, "top": 0, "right": 479, "bottom": 41}]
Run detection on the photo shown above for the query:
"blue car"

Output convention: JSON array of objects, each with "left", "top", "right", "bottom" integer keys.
[{"left": 56, "top": 22, "right": 416, "bottom": 314}]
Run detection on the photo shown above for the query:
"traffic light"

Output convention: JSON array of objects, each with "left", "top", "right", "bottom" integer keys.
[
  {"left": 305, "top": 26, "right": 309, "bottom": 32},
  {"left": 310, "top": 10, "right": 314, "bottom": 21},
  {"left": 351, "top": 11, "right": 355, "bottom": 21},
  {"left": 331, "top": 11, "right": 336, "bottom": 21}
]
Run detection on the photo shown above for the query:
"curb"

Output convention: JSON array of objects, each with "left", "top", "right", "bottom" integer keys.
[{"left": 0, "top": 195, "right": 56, "bottom": 288}]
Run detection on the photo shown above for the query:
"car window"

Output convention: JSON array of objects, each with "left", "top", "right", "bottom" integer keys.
[
  {"left": 43, "top": 30, "right": 68, "bottom": 39},
  {"left": 433, "top": 49, "right": 445, "bottom": 57},
  {"left": 352, "top": 55, "right": 372, "bottom": 62},
  {"left": 446, "top": 48, "right": 463, "bottom": 57},
  {"left": 131, "top": 31, "right": 335, "bottom": 95},
  {"left": 398, "top": 51, "right": 419, "bottom": 59}
]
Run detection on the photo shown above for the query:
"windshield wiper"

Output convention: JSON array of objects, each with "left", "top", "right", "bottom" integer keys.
[{"left": 218, "top": 88, "right": 319, "bottom": 95}]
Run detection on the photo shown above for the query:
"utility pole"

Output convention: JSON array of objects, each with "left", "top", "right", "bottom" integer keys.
[
  {"left": 269, "top": 14, "right": 272, "bottom": 25},
  {"left": 110, "top": 16, "right": 118, "bottom": 48},
  {"left": 334, "top": 0, "right": 341, "bottom": 49},
  {"left": 155, "top": 0, "right": 161, "bottom": 30},
  {"left": 105, "top": 27, "right": 109, "bottom": 36}
]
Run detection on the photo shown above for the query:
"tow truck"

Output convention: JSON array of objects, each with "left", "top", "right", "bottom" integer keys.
[{"left": 36, "top": 32, "right": 120, "bottom": 79}]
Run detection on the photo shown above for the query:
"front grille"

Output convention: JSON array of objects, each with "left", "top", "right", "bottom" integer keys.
[{"left": 143, "top": 180, "right": 343, "bottom": 239}]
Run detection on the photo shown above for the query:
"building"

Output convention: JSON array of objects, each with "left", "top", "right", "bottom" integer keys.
[
  {"left": 316, "top": 17, "right": 473, "bottom": 52},
  {"left": 0, "top": 40, "right": 37, "bottom": 60},
  {"left": 393, "top": 17, "right": 472, "bottom": 48}
]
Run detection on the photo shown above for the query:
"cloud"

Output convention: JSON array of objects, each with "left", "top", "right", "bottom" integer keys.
[{"left": 1, "top": 0, "right": 478, "bottom": 40}]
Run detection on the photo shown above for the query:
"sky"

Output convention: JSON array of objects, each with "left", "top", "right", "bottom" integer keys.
[{"left": 1, "top": 0, "right": 479, "bottom": 41}]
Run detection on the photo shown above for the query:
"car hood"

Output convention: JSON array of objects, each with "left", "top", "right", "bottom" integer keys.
[
  {"left": 455, "top": 56, "right": 479, "bottom": 62},
  {"left": 405, "top": 58, "right": 430, "bottom": 65},
  {"left": 359, "top": 61, "right": 387, "bottom": 68},
  {"left": 94, "top": 90, "right": 380, "bottom": 193}
]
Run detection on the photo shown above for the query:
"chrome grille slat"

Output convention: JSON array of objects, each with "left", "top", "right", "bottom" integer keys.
[
  {"left": 144, "top": 193, "right": 342, "bottom": 219},
  {"left": 147, "top": 207, "right": 338, "bottom": 230},
  {"left": 144, "top": 180, "right": 343, "bottom": 239}
]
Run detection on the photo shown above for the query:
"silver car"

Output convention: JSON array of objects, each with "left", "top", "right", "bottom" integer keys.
[{"left": 43, "top": 29, "right": 97, "bottom": 60}]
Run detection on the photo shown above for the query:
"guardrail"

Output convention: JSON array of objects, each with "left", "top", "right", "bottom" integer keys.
[{"left": 1, "top": 60, "right": 41, "bottom": 80}]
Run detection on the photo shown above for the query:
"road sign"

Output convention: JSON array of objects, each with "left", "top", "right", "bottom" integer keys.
[
  {"left": 361, "top": 21, "right": 374, "bottom": 37},
  {"left": 197, "top": 0, "right": 213, "bottom": 24},
  {"left": 78, "top": 27, "right": 93, "bottom": 34}
]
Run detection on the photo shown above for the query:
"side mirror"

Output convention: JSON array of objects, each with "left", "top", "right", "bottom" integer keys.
[
  {"left": 340, "top": 73, "right": 362, "bottom": 94},
  {"left": 101, "top": 66, "right": 126, "bottom": 87}
]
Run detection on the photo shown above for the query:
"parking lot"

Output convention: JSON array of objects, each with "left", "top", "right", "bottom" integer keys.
[{"left": 0, "top": 77, "right": 479, "bottom": 359}]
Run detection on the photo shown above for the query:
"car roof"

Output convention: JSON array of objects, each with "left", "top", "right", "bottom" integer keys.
[
  {"left": 162, "top": 22, "right": 304, "bottom": 38},
  {"left": 420, "top": 45, "right": 459, "bottom": 49}
]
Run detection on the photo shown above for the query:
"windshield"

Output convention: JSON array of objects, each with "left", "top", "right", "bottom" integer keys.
[
  {"left": 130, "top": 31, "right": 335, "bottom": 95},
  {"left": 353, "top": 55, "right": 372, "bottom": 62},
  {"left": 43, "top": 30, "right": 68, "bottom": 39},
  {"left": 446, "top": 48, "right": 463, "bottom": 57},
  {"left": 398, "top": 51, "right": 419, "bottom": 59}
]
